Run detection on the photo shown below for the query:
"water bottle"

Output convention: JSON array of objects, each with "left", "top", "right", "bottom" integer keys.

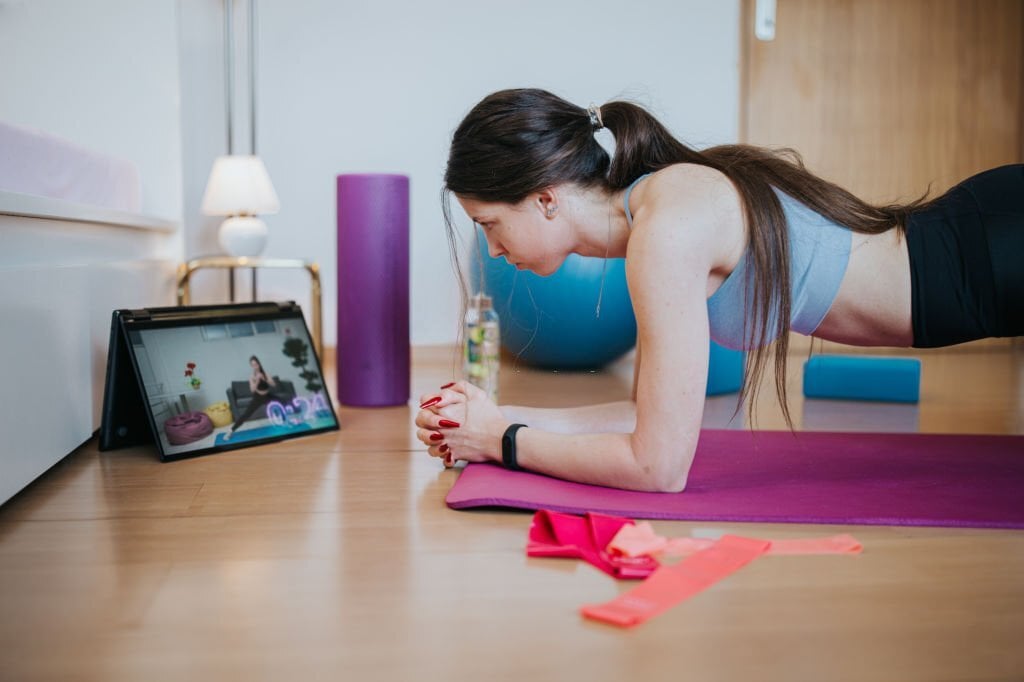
[{"left": 464, "top": 292, "right": 500, "bottom": 402}]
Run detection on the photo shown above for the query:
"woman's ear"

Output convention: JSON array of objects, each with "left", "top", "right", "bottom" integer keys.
[{"left": 537, "top": 188, "right": 559, "bottom": 219}]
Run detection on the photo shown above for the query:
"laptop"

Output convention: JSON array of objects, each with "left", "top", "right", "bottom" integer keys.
[{"left": 99, "top": 301, "right": 339, "bottom": 461}]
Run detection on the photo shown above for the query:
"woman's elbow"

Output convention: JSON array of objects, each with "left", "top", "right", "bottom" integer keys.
[
  {"left": 645, "top": 470, "right": 688, "bottom": 493},
  {"left": 630, "top": 442, "right": 693, "bottom": 493}
]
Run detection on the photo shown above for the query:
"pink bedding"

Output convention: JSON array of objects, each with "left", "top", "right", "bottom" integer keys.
[{"left": 0, "top": 120, "right": 140, "bottom": 212}]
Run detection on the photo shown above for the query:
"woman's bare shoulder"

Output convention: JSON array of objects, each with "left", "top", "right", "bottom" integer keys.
[
  {"left": 644, "top": 163, "right": 737, "bottom": 209},
  {"left": 631, "top": 164, "right": 736, "bottom": 244},
  {"left": 631, "top": 163, "right": 744, "bottom": 266}
]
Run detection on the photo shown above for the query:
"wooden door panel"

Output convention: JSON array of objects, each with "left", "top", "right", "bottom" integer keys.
[
  {"left": 743, "top": 0, "right": 1022, "bottom": 201},
  {"left": 741, "top": 0, "right": 1023, "bottom": 352}
]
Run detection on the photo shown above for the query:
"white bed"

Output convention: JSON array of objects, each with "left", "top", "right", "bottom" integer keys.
[
  {"left": 0, "top": 120, "right": 142, "bottom": 213},
  {"left": 0, "top": 121, "right": 178, "bottom": 505}
]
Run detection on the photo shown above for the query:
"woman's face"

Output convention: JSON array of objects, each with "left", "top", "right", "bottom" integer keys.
[
  {"left": 250, "top": 359, "right": 259, "bottom": 370},
  {"left": 456, "top": 194, "right": 567, "bottom": 277}
]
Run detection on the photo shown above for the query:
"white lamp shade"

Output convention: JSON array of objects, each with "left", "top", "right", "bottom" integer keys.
[{"left": 200, "top": 155, "right": 280, "bottom": 216}]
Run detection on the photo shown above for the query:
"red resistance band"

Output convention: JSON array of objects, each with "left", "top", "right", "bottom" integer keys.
[{"left": 526, "top": 510, "right": 659, "bottom": 580}]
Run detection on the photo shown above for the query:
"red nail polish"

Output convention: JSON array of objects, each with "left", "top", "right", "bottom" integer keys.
[
  {"left": 419, "top": 396, "right": 441, "bottom": 409},
  {"left": 429, "top": 432, "right": 444, "bottom": 442},
  {"left": 439, "top": 444, "right": 449, "bottom": 453},
  {"left": 438, "top": 419, "right": 460, "bottom": 428},
  {"left": 440, "top": 382, "right": 455, "bottom": 389}
]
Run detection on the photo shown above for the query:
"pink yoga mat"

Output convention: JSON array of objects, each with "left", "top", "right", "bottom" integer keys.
[{"left": 446, "top": 430, "right": 1024, "bottom": 528}]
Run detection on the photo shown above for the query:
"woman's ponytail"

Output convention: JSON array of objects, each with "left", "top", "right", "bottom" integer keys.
[{"left": 599, "top": 101, "right": 704, "bottom": 189}]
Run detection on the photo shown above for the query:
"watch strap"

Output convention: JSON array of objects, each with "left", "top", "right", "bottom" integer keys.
[{"left": 501, "top": 423, "right": 528, "bottom": 471}]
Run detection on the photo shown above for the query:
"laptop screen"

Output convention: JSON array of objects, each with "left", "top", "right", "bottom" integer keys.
[{"left": 116, "top": 304, "right": 338, "bottom": 459}]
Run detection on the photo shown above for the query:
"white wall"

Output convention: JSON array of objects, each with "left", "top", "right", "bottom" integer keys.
[
  {"left": 178, "top": 0, "right": 239, "bottom": 268},
  {"left": 180, "top": 0, "right": 741, "bottom": 345},
  {"left": 0, "top": 0, "right": 185, "bottom": 224}
]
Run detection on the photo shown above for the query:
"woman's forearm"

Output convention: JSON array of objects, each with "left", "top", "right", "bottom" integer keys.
[
  {"left": 491, "top": 401, "right": 688, "bottom": 491},
  {"left": 490, "top": 401, "right": 696, "bottom": 491},
  {"left": 511, "top": 429, "right": 688, "bottom": 493},
  {"left": 499, "top": 401, "right": 636, "bottom": 434}
]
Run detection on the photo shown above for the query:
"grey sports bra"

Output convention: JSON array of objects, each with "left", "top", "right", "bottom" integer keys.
[{"left": 623, "top": 173, "right": 851, "bottom": 350}]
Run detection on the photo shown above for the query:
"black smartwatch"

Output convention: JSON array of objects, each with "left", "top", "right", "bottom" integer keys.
[{"left": 501, "top": 423, "right": 528, "bottom": 471}]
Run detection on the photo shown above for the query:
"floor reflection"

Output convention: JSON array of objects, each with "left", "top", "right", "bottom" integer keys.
[{"left": 802, "top": 398, "right": 920, "bottom": 433}]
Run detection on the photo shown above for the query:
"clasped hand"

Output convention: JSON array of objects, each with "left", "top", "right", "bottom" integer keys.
[{"left": 415, "top": 381, "right": 509, "bottom": 468}]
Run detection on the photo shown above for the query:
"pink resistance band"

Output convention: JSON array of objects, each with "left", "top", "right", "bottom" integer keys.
[
  {"left": 581, "top": 535, "right": 771, "bottom": 628},
  {"left": 527, "top": 510, "right": 659, "bottom": 579},
  {"left": 608, "top": 521, "right": 863, "bottom": 559}
]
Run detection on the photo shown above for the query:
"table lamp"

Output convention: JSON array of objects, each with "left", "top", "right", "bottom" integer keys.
[{"left": 201, "top": 154, "right": 280, "bottom": 257}]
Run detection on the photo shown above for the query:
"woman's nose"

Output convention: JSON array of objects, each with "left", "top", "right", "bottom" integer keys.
[{"left": 486, "top": 237, "right": 505, "bottom": 259}]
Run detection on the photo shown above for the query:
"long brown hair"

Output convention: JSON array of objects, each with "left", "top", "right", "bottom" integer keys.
[
  {"left": 249, "top": 355, "right": 267, "bottom": 381},
  {"left": 443, "top": 88, "right": 932, "bottom": 425}
]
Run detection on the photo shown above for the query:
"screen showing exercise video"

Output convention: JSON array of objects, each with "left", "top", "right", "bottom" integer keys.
[{"left": 127, "top": 313, "right": 337, "bottom": 458}]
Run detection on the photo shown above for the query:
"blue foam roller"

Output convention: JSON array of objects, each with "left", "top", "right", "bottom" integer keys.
[
  {"left": 707, "top": 341, "right": 744, "bottom": 396},
  {"left": 803, "top": 355, "right": 921, "bottom": 403}
]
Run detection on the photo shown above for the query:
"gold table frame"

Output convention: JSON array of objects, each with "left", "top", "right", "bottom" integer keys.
[{"left": 176, "top": 256, "right": 323, "bottom": 358}]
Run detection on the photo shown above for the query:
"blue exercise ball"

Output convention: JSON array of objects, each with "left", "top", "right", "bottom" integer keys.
[
  {"left": 474, "top": 236, "right": 637, "bottom": 370},
  {"left": 706, "top": 341, "right": 744, "bottom": 395}
]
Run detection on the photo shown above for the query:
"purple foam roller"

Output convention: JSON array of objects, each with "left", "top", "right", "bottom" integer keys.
[{"left": 336, "top": 174, "right": 410, "bottom": 406}]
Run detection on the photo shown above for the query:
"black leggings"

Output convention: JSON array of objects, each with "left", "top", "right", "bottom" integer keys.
[
  {"left": 231, "top": 391, "right": 289, "bottom": 431},
  {"left": 906, "top": 164, "right": 1024, "bottom": 347}
]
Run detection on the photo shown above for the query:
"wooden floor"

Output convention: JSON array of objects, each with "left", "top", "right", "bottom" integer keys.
[{"left": 1, "top": 344, "right": 1022, "bottom": 682}]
